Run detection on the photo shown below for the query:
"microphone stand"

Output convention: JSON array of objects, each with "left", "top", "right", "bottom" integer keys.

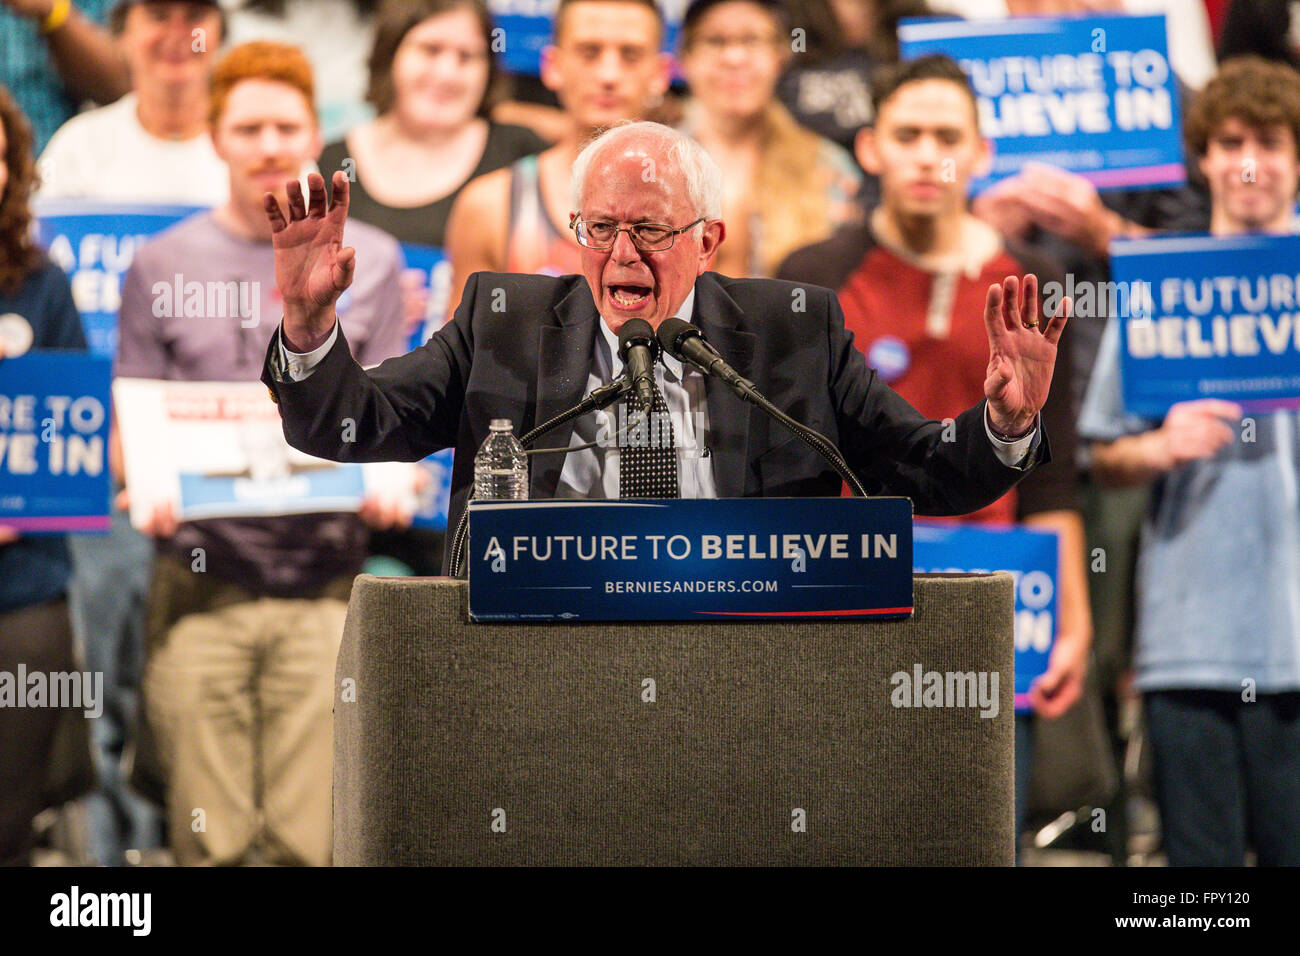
[
  {"left": 657, "top": 319, "right": 870, "bottom": 498},
  {"left": 719, "top": 375, "right": 870, "bottom": 499}
]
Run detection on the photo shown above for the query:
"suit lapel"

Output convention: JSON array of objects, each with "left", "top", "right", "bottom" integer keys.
[
  {"left": 531, "top": 281, "right": 599, "bottom": 499},
  {"left": 694, "top": 274, "right": 756, "bottom": 498}
]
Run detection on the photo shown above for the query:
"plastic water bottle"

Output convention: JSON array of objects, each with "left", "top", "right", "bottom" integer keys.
[{"left": 473, "top": 419, "right": 529, "bottom": 499}]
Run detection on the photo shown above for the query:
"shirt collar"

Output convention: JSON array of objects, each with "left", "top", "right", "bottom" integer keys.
[{"left": 598, "top": 287, "right": 697, "bottom": 384}]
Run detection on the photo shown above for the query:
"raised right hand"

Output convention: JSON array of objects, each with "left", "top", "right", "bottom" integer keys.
[
  {"left": 265, "top": 170, "right": 356, "bottom": 352},
  {"left": 1155, "top": 399, "right": 1242, "bottom": 471}
]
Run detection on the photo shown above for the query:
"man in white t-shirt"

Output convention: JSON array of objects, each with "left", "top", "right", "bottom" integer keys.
[{"left": 37, "top": 0, "right": 228, "bottom": 204}]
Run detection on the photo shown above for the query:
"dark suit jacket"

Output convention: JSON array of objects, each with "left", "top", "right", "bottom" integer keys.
[{"left": 262, "top": 272, "right": 1048, "bottom": 571}]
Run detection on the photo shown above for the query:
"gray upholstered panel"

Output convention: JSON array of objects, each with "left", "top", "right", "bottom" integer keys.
[{"left": 333, "top": 573, "right": 1014, "bottom": 865}]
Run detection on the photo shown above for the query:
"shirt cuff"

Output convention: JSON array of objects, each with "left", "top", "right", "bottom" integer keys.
[
  {"left": 984, "top": 406, "right": 1040, "bottom": 468},
  {"left": 278, "top": 321, "right": 337, "bottom": 382}
]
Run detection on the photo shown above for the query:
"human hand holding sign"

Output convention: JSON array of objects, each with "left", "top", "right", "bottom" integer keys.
[
  {"left": 1030, "top": 620, "right": 1088, "bottom": 719},
  {"left": 264, "top": 171, "right": 356, "bottom": 353},
  {"left": 983, "top": 274, "right": 1071, "bottom": 439}
]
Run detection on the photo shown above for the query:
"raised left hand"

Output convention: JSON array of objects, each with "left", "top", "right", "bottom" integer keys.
[{"left": 983, "top": 274, "right": 1069, "bottom": 437}]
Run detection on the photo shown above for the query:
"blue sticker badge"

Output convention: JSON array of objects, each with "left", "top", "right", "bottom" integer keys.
[{"left": 868, "top": 336, "right": 911, "bottom": 382}]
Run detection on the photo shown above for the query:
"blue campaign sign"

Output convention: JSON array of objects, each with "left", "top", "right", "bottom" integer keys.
[
  {"left": 487, "top": 0, "right": 682, "bottom": 76},
  {"left": 178, "top": 467, "right": 366, "bottom": 520},
  {"left": 1110, "top": 233, "right": 1300, "bottom": 416},
  {"left": 898, "top": 14, "right": 1184, "bottom": 192},
  {"left": 399, "top": 242, "right": 455, "bottom": 531},
  {"left": 399, "top": 243, "right": 453, "bottom": 353},
  {"left": 35, "top": 201, "right": 205, "bottom": 360},
  {"left": 913, "top": 520, "right": 1058, "bottom": 711},
  {"left": 468, "top": 497, "right": 913, "bottom": 622},
  {"left": 0, "top": 352, "right": 112, "bottom": 533},
  {"left": 411, "top": 448, "right": 454, "bottom": 532}
]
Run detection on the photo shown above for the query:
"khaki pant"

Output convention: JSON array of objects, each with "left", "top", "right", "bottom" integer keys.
[{"left": 144, "top": 554, "right": 351, "bottom": 866}]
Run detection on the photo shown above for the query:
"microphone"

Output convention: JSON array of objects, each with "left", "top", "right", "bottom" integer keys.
[
  {"left": 617, "top": 318, "right": 659, "bottom": 412},
  {"left": 656, "top": 316, "right": 750, "bottom": 394},
  {"left": 656, "top": 317, "right": 869, "bottom": 498}
]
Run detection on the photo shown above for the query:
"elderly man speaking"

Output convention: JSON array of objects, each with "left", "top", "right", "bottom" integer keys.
[{"left": 260, "top": 122, "right": 1069, "bottom": 571}]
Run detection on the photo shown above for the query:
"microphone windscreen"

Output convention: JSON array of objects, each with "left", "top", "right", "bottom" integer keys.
[
  {"left": 617, "top": 318, "right": 657, "bottom": 361},
  {"left": 655, "top": 316, "right": 694, "bottom": 359}
]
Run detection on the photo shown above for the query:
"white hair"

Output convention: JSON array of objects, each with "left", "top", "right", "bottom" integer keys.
[{"left": 569, "top": 121, "right": 724, "bottom": 225}]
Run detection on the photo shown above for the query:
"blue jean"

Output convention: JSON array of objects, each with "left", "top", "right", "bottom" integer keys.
[
  {"left": 67, "top": 507, "right": 162, "bottom": 865},
  {"left": 1145, "top": 689, "right": 1300, "bottom": 866}
]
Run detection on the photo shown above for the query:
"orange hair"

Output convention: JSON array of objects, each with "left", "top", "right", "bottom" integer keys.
[{"left": 209, "top": 41, "right": 316, "bottom": 128}]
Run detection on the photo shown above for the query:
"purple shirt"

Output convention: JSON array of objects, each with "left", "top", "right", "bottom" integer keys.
[{"left": 117, "top": 210, "right": 406, "bottom": 595}]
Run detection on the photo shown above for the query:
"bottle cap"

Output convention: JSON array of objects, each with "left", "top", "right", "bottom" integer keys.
[{"left": 489, "top": 418, "right": 513, "bottom": 431}]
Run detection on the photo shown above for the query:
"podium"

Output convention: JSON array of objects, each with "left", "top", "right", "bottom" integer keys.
[{"left": 333, "top": 573, "right": 1015, "bottom": 865}]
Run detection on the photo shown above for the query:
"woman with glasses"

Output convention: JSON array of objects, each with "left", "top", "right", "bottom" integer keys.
[{"left": 677, "top": 0, "right": 864, "bottom": 278}]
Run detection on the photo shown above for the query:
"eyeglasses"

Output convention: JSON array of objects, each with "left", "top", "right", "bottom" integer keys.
[{"left": 570, "top": 217, "right": 706, "bottom": 252}]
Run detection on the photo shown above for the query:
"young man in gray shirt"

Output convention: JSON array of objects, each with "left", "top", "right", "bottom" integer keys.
[{"left": 116, "top": 40, "right": 406, "bottom": 866}]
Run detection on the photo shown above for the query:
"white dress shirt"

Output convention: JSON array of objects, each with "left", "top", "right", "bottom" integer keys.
[
  {"left": 552, "top": 290, "right": 715, "bottom": 499},
  {"left": 278, "top": 286, "right": 1038, "bottom": 497}
]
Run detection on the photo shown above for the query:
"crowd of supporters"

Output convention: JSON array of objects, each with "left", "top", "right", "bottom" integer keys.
[{"left": 0, "top": 0, "right": 1296, "bottom": 867}]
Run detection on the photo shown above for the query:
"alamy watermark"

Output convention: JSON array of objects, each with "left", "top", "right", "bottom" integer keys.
[
  {"left": 595, "top": 404, "right": 708, "bottom": 454},
  {"left": 890, "top": 665, "right": 1000, "bottom": 719},
  {"left": 0, "top": 666, "right": 102, "bottom": 718},
  {"left": 50, "top": 886, "right": 150, "bottom": 936},
  {"left": 151, "top": 274, "right": 260, "bottom": 328},
  {"left": 1043, "top": 276, "right": 1154, "bottom": 320}
]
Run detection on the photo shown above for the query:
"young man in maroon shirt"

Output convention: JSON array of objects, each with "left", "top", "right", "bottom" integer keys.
[{"left": 778, "top": 54, "right": 1092, "bottom": 851}]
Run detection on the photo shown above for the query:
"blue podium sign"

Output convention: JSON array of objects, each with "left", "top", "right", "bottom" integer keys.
[
  {"left": 912, "top": 520, "right": 1058, "bottom": 711},
  {"left": 0, "top": 352, "right": 112, "bottom": 533},
  {"left": 1110, "top": 233, "right": 1300, "bottom": 416},
  {"left": 898, "top": 14, "right": 1184, "bottom": 192},
  {"left": 467, "top": 497, "right": 914, "bottom": 622}
]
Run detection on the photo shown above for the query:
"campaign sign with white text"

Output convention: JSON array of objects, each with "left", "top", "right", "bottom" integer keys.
[
  {"left": 0, "top": 352, "right": 112, "bottom": 533},
  {"left": 487, "top": 0, "right": 683, "bottom": 76},
  {"left": 898, "top": 14, "right": 1184, "bottom": 192},
  {"left": 1110, "top": 233, "right": 1300, "bottom": 416},
  {"left": 468, "top": 497, "right": 913, "bottom": 622},
  {"left": 35, "top": 201, "right": 205, "bottom": 360},
  {"left": 113, "top": 378, "right": 418, "bottom": 526},
  {"left": 913, "top": 520, "right": 1058, "bottom": 711},
  {"left": 399, "top": 242, "right": 455, "bottom": 531}
]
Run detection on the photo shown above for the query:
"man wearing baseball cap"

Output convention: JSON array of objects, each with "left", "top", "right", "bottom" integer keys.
[{"left": 38, "top": 0, "right": 228, "bottom": 203}]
